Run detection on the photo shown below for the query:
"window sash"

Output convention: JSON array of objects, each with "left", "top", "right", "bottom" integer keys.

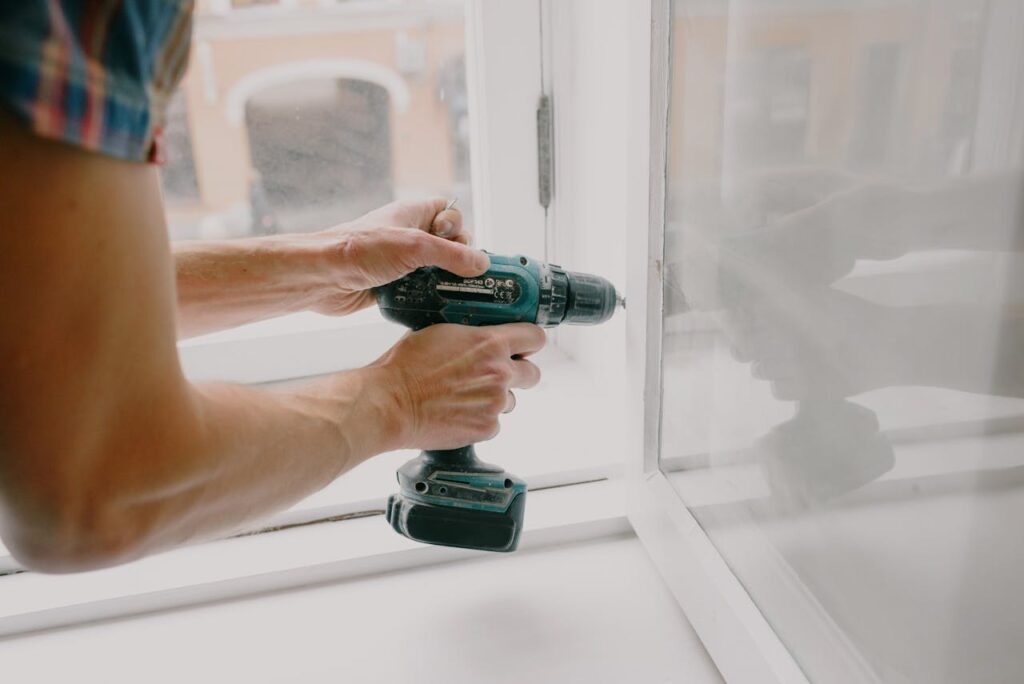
[
  {"left": 623, "top": 3, "right": 810, "bottom": 683},
  {"left": 622, "top": 3, "right": 1024, "bottom": 683}
]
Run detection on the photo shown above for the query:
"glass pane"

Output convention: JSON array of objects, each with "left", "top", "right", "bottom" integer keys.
[
  {"left": 162, "top": 0, "right": 472, "bottom": 240},
  {"left": 662, "top": 1, "right": 1024, "bottom": 681}
]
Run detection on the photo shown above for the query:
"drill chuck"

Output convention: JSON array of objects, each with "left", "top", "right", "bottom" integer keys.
[{"left": 545, "top": 266, "right": 620, "bottom": 326}]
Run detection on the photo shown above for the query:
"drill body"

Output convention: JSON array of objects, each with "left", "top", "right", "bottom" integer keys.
[
  {"left": 374, "top": 253, "right": 619, "bottom": 552},
  {"left": 375, "top": 253, "right": 618, "bottom": 331}
]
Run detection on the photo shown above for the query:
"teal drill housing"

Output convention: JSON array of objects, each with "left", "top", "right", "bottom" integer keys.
[{"left": 374, "top": 253, "right": 620, "bottom": 552}]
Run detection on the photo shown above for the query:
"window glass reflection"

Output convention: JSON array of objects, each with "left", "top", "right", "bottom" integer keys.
[{"left": 662, "top": 1, "right": 1024, "bottom": 680}]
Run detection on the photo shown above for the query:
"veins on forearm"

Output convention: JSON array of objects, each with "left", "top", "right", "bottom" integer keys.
[{"left": 172, "top": 237, "right": 330, "bottom": 338}]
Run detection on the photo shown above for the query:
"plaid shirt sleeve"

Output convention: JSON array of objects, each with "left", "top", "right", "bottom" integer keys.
[{"left": 0, "top": 0, "right": 194, "bottom": 163}]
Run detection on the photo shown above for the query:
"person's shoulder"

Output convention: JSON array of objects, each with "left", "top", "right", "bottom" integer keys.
[{"left": 0, "top": 0, "right": 195, "bottom": 163}]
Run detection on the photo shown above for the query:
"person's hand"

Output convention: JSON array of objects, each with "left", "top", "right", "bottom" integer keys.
[
  {"left": 666, "top": 169, "right": 916, "bottom": 313},
  {"left": 309, "top": 197, "right": 488, "bottom": 316},
  {"left": 364, "top": 323, "right": 546, "bottom": 450},
  {"left": 719, "top": 287, "right": 905, "bottom": 400}
]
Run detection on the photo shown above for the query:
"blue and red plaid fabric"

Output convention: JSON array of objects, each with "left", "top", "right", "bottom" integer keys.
[{"left": 0, "top": 0, "right": 194, "bottom": 163}]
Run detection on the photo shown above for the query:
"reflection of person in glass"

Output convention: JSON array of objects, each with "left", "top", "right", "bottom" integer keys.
[
  {"left": 669, "top": 166, "right": 1023, "bottom": 505},
  {"left": 0, "top": 3, "right": 545, "bottom": 572}
]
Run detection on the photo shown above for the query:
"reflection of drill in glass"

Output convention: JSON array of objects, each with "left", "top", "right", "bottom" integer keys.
[
  {"left": 374, "top": 254, "right": 623, "bottom": 551},
  {"left": 667, "top": 167, "right": 1024, "bottom": 505},
  {"left": 665, "top": 221, "right": 894, "bottom": 507},
  {"left": 757, "top": 400, "right": 893, "bottom": 508}
]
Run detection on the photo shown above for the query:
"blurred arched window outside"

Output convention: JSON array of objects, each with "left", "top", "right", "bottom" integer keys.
[{"left": 244, "top": 78, "right": 394, "bottom": 235}]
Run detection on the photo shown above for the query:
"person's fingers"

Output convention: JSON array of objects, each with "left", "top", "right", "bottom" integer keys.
[
  {"left": 449, "top": 228, "right": 473, "bottom": 246},
  {"left": 491, "top": 323, "right": 547, "bottom": 357},
  {"left": 502, "top": 391, "right": 517, "bottom": 414},
  {"left": 509, "top": 358, "right": 541, "bottom": 389},
  {"left": 431, "top": 207, "right": 466, "bottom": 241},
  {"left": 408, "top": 230, "right": 489, "bottom": 276}
]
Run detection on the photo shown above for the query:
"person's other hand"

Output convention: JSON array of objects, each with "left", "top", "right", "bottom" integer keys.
[
  {"left": 363, "top": 323, "right": 546, "bottom": 450},
  {"left": 719, "top": 287, "right": 905, "bottom": 400},
  {"left": 309, "top": 197, "right": 488, "bottom": 316}
]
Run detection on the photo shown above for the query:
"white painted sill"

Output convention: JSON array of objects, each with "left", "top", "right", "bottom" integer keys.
[
  {"left": 178, "top": 308, "right": 399, "bottom": 384},
  {"left": 0, "top": 478, "right": 629, "bottom": 639}
]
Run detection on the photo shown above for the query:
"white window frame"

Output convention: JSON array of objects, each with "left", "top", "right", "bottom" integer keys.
[
  {"left": 620, "top": 5, "right": 859, "bottom": 682},
  {"left": 0, "top": 0, "right": 629, "bottom": 636},
  {"left": 624, "top": 3, "right": 1024, "bottom": 683}
]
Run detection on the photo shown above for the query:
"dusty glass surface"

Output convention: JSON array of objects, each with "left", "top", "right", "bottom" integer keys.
[
  {"left": 661, "top": 1, "right": 1024, "bottom": 681},
  {"left": 161, "top": 0, "right": 472, "bottom": 240}
]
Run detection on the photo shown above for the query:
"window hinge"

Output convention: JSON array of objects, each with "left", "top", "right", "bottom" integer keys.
[{"left": 537, "top": 94, "right": 554, "bottom": 209}]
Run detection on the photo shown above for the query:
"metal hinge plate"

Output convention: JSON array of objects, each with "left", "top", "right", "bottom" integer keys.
[{"left": 537, "top": 94, "right": 554, "bottom": 209}]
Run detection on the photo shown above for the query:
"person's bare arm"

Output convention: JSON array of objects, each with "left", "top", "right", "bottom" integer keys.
[
  {"left": 173, "top": 198, "right": 474, "bottom": 338},
  {"left": 0, "top": 114, "right": 543, "bottom": 573}
]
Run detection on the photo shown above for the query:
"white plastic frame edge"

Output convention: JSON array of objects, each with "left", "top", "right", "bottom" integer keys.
[
  {"left": 0, "top": 480, "right": 629, "bottom": 640},
  {"left": 623, "top": 3, "right": 807, "bottom": 683}
]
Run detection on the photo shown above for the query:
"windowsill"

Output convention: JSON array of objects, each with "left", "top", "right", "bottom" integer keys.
[
  {"left": 178, "top": 308, "right": 402, "bottom": 384},
  {"left": 182, "top": 307, "right": 385, "bottom": 345},
  {"left": 666, "top": 421, "right": 1024, "bottom": 510},
  {"left": 0, "top": 533, "right": 724, "bottom": 684},
  {"left": 0, "top": 479, "right": 628, "bottom": 639}
]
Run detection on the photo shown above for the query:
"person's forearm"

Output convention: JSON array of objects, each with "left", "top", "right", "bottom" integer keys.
[
  {"left": 913, "top": 168, "right": 1023, "bottom": 252},
  {"left": 133, "top": 369, "right": 399, "bottom": 555},
  {"left": 173, "top": 199, "right": 485, "bottom": 338},
  {"left": 174, "top": 235, "right": 332, "bottom": 338},
  {"left": 5, "top": 366, "right": 401, "bottom": 572}
]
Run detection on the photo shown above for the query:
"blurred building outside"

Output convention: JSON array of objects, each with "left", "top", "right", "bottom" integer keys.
[
  {"left": 161, "top": 0, "right": 471, "bottom": 240},
  {"left": 667, "top": 2, "right": 995, "bottom": 193}
]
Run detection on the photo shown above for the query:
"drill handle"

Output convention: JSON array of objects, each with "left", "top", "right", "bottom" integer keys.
[
  {"left": 420, "top": 445, "right": 508, "bottom": 475},
  {"left": 421, "top": 445, "right": 477, "bottom": 467}
]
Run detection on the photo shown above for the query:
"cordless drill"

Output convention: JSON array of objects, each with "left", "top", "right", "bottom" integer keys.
[{"left": 374, "top": 253, "right": 622, "bottom": 552}]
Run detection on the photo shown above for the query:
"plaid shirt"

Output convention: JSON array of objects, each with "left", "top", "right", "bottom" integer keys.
[{"left": 0, "top": 1, "right": 194, "bottom": 162}]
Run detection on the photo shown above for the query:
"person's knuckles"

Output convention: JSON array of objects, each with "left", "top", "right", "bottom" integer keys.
[
  {"left": 475, "top": 330, "right": 509, "bottom": 359},
  {"left": 405, "top": 228, "right": 437, "bottom": 259},
  {"left": 430, "top": 236, "right": 487, "bottom": 274},
  {"left": 484, "top": 389, "right": 508, "bottom": 416},
  {"left": 481, "top": 419, "right": 502, "bottom": 441},
  {"left": 528, "top": 325, "right": 548, "bottom": 349},
  {"left": 497, "top": 323, "right": 546, "bottom": 354},
  {"left": 509, "top": 360, "right": 540, "bottom": 389},
  {"left": 431, "top": 209, "right": 463, "bottom": 236},
  {"left": 520, "top": 362, "right": 542, "bottom": 388},
  {"left": 482, "top": 360, "right": 514, "bottom": 388}
]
